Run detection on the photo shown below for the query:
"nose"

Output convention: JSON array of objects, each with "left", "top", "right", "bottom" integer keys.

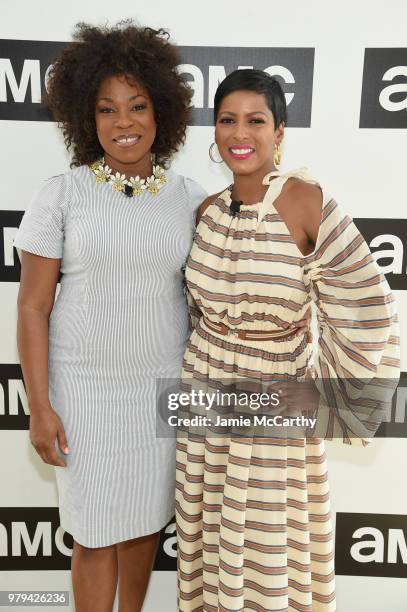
[
  {"left": 114, "top": 109, "right": 134, "bottom": 129},
  {"left": 232, "top": 120, "right": 250, "bottom": 142}
]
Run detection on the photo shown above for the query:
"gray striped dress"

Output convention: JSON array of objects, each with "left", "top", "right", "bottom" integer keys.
[
  {"left": 14, "top": 164, "right": 206, "bottom": 547},
  {"left": 175, "top": 168, "right": 400, "bottom": 611}
]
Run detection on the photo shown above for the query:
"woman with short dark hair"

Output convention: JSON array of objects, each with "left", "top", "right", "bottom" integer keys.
[
  {"left": 176, "top": 69, "right": 399, "bottom": 611},
  {"left": 15, "top": 21, "right": 206, "bottom": 612}
]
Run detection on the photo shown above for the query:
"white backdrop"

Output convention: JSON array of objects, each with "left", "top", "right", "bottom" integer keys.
[{"left": 1, "top": 1, "right": 406, "bottom": 610}]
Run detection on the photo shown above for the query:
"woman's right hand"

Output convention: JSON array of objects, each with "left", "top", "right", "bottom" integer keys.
[{"left": 29, "top": 404, "right": 69, "bottom": 467}]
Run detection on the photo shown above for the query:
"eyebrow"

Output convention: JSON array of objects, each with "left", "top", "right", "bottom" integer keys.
[
  {"left": 97, "top": 95, "right": 147, "bottom": 102},
  {"left": 218, "top": 110, "right": 269, "bottom": 118}
]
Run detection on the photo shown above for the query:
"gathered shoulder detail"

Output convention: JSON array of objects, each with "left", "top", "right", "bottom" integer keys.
[
  {"left": 258, "top": 167, "right": 322, "bottom": 223},
  {"left": 262, "top": 166, "right": 317, "bottom": 186}
]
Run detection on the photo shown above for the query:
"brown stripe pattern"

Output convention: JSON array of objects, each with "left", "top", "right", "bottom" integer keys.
[{"left": 176, "top": 169, "right": 399, "bottom": 611}]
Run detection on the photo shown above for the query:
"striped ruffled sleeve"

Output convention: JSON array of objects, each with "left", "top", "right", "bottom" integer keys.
[{"left": 304, "top": 196, "right": 400, "bottom": 445}]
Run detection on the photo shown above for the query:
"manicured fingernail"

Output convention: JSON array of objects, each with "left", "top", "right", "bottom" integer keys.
[{"left": 64, "top": 447, "right": 70, "bottom": 454}]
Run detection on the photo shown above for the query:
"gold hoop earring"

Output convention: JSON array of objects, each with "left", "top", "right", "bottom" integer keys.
[
  {"left": 274, "top": 143, "right": 282, "bottom": 167},
  {"left": 209, "top": 142, "right": 223, "bottom": 164}
]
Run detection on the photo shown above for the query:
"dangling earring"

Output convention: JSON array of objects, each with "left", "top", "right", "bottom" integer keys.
[
  {"left": 274, "top": 143, "right": 282, "bottom": 167},
  {"left": 209, "top": 142, "right": 223, "bottom": 164}
]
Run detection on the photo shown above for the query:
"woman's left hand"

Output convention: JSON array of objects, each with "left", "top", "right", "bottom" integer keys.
[{"left": 276, "top": 378, "right": 320, "bottom": 417}]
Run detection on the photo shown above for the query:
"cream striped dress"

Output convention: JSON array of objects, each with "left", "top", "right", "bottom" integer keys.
[{"left": 175, "top": 168, "right": 399, "bottom": 611}]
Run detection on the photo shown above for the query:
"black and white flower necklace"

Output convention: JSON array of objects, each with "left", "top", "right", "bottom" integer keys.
[{"left": 90, "top": 158, "right": 166, "bottom": 197}]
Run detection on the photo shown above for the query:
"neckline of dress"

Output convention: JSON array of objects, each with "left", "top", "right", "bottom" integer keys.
[
  {"left": 222, "top": 167, "right": 311, "bottom": 209},
  {"left": 224, "top": 186, "right": 262, "bottom": 209}
]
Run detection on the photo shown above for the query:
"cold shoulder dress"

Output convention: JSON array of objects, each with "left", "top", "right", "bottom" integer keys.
[
  {"left": 14, "top": 165, "right": 206, "bottom": 547},
  {"left": 175, "top": 168, "right": 400, "bottom": 611}
]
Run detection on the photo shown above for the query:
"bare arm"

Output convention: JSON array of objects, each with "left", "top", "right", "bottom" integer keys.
[
  {"left": 273, "top": 179, "right": 323, "bottom": 257},
  {"left": 17, "top": 251, "right": 68, "bottom": 467}
]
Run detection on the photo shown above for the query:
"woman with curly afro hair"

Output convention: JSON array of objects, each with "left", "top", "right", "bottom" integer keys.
[{"left": 15, "top": 20, "right": 206, "bottom": 612}]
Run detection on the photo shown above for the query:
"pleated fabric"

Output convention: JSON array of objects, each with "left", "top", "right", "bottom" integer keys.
[
  {"left": 14, "top": 165, "right": 206, "bottom": 547},
  {"left": 176, "top": 168, "right": 400, "bottom": 611}
]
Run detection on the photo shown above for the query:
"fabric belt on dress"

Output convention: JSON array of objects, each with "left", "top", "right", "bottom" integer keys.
[{"left": 202, "top": 317, "right": 304, "bottom": 341}]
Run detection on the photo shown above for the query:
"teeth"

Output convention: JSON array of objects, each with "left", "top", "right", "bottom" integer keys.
[
  {"left": 115, "top": 137, "right": 139, "bottom": 143},
  {"left": 231, "top": 148, "right": 253, "bottom": 154}
]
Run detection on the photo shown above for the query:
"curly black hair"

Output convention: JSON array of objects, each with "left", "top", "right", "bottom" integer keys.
[{"left": 45, "top": 21, "right": 192, "bottom": 167}]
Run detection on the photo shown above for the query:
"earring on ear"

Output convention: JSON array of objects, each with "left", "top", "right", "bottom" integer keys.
[
  {"left": 209, "top": 142, "right": 223, "bottom": 164},
  {"left": 274, "top": 143, "right": 282, "bottom": 167}
]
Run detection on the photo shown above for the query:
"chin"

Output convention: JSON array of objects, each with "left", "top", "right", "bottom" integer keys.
[
  {"left": 229, "top": 164, "right": 258, "bottom": 176},
  {"left": 108, "top": 149, "right": 144, "bottom": 165}
]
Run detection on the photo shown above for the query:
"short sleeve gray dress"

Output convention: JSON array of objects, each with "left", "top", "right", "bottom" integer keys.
[{"left": 14, "top": 165, "right": 206, "bottom": 547}]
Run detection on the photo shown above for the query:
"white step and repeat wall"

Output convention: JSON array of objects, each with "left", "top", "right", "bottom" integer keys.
[{"left": 0, "top": 1, "right": 406, "bottom": 610}]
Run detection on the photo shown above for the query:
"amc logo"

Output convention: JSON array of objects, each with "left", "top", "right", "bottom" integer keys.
[
  {"left": 0, "top": 365, "right": 29, "bottom": 429},
  {"left": 353, "top": 218, "right": 407, "bottom": 291},
  {"left": 0, "top": 508, "right": 73, "bottom": 571},
  {"left": 360, "top": 48, "right": 407, "bottom": 128},
  {"left": 0, "top": 211, "right": 22, "bottom": 283},
  {"left": 336, "top": 513, "right": 407, "bottom": 578},
  {"left": 0, "top": 508, "right": 177, "bottom": 571},
  {"left": 175, "top": 46, "right": 314, "bottom": 126},
  {"left": 0, "top": 39, "right": 314, "bottom": 126}
]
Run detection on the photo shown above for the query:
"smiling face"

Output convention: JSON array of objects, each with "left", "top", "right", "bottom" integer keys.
[
  {"left": 95, "top": 74, "right": 157, "bottom": 177},
  {"left": 215, "top": 89, "right": 284, "bottom": 179}
]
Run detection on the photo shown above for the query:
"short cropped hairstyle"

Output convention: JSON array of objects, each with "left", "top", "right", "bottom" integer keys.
[
  {"left": 45, "top": 21, "right": 191, "bottom": 167},
  {"left": 213, "top": 69, "right": 287, "bottom": 128}
]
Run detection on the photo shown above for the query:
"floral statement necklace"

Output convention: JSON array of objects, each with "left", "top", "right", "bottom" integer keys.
[{"left": 90, "top": 158, "right": 166, "bottom": 197}]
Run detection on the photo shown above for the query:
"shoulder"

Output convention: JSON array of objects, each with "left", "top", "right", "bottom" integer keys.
[
  {"left": 30, "top": 169, "right": 74, "bottom": 210},
  {"left": 183, "top": 176, "right": 207, "bottom": 205},
  {"left": 169, "top": 171, "right": 206, "bottom": 198},
  {"left": 282, "top": 177, "right": 323, "bottom": 243},
  {"left": 14, "top": 170, "right": 74, "bottom": 258},
  {"left": 285, "top": 177, "right": 323, "bottom": 225},
  {"left": 168, "top": 171, "right": 207, "bottom": 213},
  {"left": 40, "top": 166, "right": 84, "bottom": 192},
  {"left": 285, "top": 177, "right": 322, "bottom": 211},
  {"left": 70, "top": 164, "right": 89, "bottom": 180},
  {"left": 196, "top": 192, "right": 223, "bottom": 225}
]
